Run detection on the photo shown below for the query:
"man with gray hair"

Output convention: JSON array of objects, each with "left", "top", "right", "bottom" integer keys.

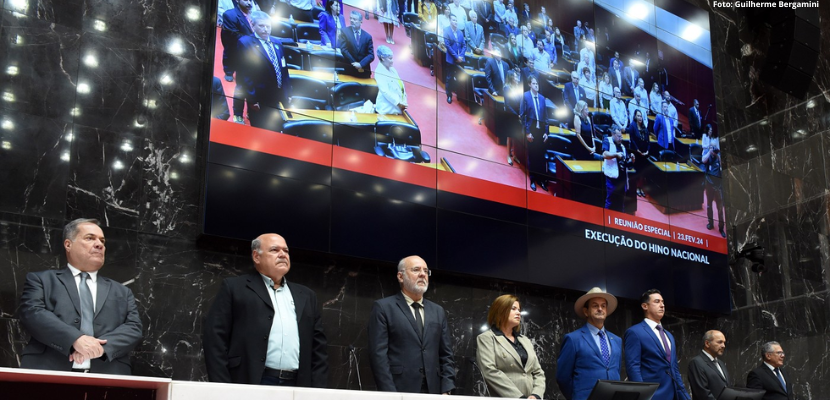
[
  {"left": 747, "top": 341, "right": 793, "bottom": 400},
  {"left": 687, "top": 330, "right": 729, "bottom": 400},
  {"left": 368, "top": 256, "right": 456, "bottom": 394},
  {"left": 203, "top": 233, "right": 327, "bottom": 387},
  {"left": 464, "top": 10, "right": 485, "bottom": 55},
  {"left": 18, "top": 218, "right": 143, "bottom": 374}
]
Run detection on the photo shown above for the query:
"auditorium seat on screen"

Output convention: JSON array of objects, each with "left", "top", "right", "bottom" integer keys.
[
  {"left": 331, "top": 82, "right": 379, "bottom": 111},
  {"left": 424, "top": 32, "right": 438, "bottom": 76},
  {"left": 657, "top": 149, "right": 681, "bottom": 162},
  {"left": 489, "top": 33, "right": 507, "bottom": 47},
  {"left": 333, "top": 124, "right": 379, "bottom": 153},
  {"left": 402, "top": 12, "right": 419, "bottom": 36},
  {"left": 283, "top": 46, "right": 304, "bottom": 70},
  {"left": 291, "top": 75, "right": 331, "bottom": 110},
  {"left": 296, "top": 23, "right": 322, "bottom": 45},
  {"left": 273, "top": 21, "right": 297, "bottom": 42},
  {"left": 283, "top": 119, "right": 333, "bottom": 144},
  {"left": 591, "top": 111, "right": 613, "bottom": 136},
  {"left": 688, "top": 143, "right": 703, "bottom": 167},
  {"left": 374, "top": 121, "right": 430, "bottom": 163},
  {"left": 545, "top": 98, "right": 561, "bottom": 127}
]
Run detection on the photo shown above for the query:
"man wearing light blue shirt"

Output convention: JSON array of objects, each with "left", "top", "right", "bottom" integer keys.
[
  {"left": 556, "top": 288, "right": 622, "bottom": 400},
  {"left": 204, "top": 233, "right": 328, "bottom": 387}
]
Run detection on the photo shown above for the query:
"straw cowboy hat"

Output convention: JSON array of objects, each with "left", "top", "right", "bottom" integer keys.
[{"left": 574, "top": 287, "right": 617, "bottom": 318}]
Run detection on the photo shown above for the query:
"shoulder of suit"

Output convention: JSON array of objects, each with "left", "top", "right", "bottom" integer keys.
[{"left": 423, "top": 298, "right": 444, "bottom": 310}]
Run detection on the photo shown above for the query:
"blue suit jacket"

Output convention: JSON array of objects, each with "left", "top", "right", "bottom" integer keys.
[
  {"left": 654, "top": 114, "right": 675, "bottom": 149},
  {"left": 624, "top": 321, "right": 688, "bottom": 400},
  {"left": 318, "top": 12, "right": 346, "bottom": 47},
  {"left": 520, "top": 91, "right": 547, "bottom": 133},
  {"left": 556, "top": 325, "right": 622, "bottom": 400},
  {"left": 444, "top": 27, "right": 467, "bottom": 65}
]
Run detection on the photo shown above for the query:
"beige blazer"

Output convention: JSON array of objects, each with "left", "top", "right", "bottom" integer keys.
[{"left": 476, "top": 329, "right": 546, "bottom": 398}]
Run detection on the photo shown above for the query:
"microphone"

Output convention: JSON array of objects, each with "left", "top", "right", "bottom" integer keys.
[
  {"left": 349, "top": 345, "right": 363, "bottom": 390},
  {"left": 665, "top": 368, "right": 691, "bottom": 400}
]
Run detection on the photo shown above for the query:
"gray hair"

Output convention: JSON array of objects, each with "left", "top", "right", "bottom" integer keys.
[
  {"left": 571, "top": 71, "right": 579, "bottom": 80},
  {"left": 396, "top": 257, "right": 408, "bottom": 273},
  {"left": 611, "top": 124, "right": 622, "bottom": 133},
  {"left": 350, "top": 10, "right": 363, "bottom": 21},
  {"left": 251, "top": 10, "right": 270, "bottom": 24},
  {"left": 251, "top": 237, "right": 262, "bottom": 253},
  {"left": 377, "top": 45, "right": 393, "bottom": 60},
  {"left": 469, "top": 10, "right": 477, "bottom": 19},
  {"left": 64, "top": 218, "right": 100, "bottom": 241},
  {"left": 761, "top": 341, "right": 780, "bottom": 359}
]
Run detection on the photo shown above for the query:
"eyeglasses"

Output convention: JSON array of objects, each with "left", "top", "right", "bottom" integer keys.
[{"left": 408, "top": 267, "right": 431, "bottom": 276}]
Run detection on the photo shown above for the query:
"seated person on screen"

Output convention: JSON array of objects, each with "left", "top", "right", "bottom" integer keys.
[{"left": 374, "top": 46, "right": 408, "bottom": 115}]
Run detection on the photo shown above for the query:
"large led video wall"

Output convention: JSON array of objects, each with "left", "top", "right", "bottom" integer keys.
[{"left": 203, "top": 0, "right": 729, "bottom": 312}]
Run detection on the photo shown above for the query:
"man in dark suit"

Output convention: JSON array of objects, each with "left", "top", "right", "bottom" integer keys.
[
  {"left": 221, "top": 0, "right": 254, "bottom": 82},
  {"left": 339, "top": 11, "right": 375, "bottom": 78},
  {"left": 747, "top": 342, "right": 793, "bottom": 400},
  {"left": 473, "top": 0, "right": 495, "bottom": 46},
  {"left": 563, "top": 71, "right": 586, "bottom": 111},
  {"left": 688, "top": 330, "right": 729, "bottom": 400},
  {"left": 444, "top": 14, "right": 466, "bottom": 104},
  {"left": 236, "top": 11, "right": 294, "bottom": 132},
  {"left": 221, "top": 0, "right": 255, "bottom": 123},
  {"left": 556, "top": 288, "right": 623, "bottom": 400},
  {"left": 689, "top": 99, "right": 703, "bottom": 138},
  {"left": 622, "top": 60, "right": 639, "bottom": 97},
  {"left": 624, "top": 289, "right": 689, "bottom": 400},
  {"left": 484, "top": 48, "right": 509, "bottom": 95},
  {"left": 520, "top": 76, "right": 548, "bottom": 192},
  {"left": 610, "top": 59, "right": 624, "bottom": 97},
  {"left": 18, "top": 218, "right": 143, "bottom": 374},
  {"left": 368, "top": 255, "right": 456, "bottom": 394},
  {"left": 203, "top": 233, "right": 328, "bottom": 387}
]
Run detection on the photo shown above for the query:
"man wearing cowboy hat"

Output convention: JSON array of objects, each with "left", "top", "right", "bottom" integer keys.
[{"left": 556, "top": 287, "right": 622, "bottom": 400}]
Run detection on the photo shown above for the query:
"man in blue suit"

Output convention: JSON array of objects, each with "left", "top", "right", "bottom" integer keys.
[
  {"left": 557, "top": 288, "right": 622, "bottom": 400},
  {"left": 653, "top": 102, "right": 676, "bottom": 151},
  {"left": 444, "top": 14, "right": 466, "bottom": 104},
  {"left": 221, "top": 0, "right": 255, "bottom": 123},
  {"left": 624, "top": 289, "right": 690, "bottom": 400},
  {"left": 237, "top": 11, "right": 293, "bottom": 132}
]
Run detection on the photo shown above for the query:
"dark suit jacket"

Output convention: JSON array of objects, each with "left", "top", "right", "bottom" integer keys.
[
  {"left": 622, "top": 66, "right": 639, "bottom": 96},
  {"left": 18, "top": 267, "right": 143, "bottom": 374},
  {"left": 203, "top": 273, "right": 328, "bottom": 387},
  {"left": 746, "top": 364, "right": 793, "bottom": 400},
  {"left": 339, "top": 27, "right": 374, "bottom": 78},
  {"left": 563, "top": 82, "right": 586, "bottom": 110},
  {"left": 624, "top": 321, "right": 688, "bottom": 400},
  {"left": 368, "top": 292, "right": 456, "bottom": 394},
  {"left": 687, "top": 352, "right": 730, "bottom": 400},
  {"left": 556, "top": 324, "right": 623, "bottom": 400},
  {"left": 221, "top": 8, "right": 254, "bottom": 58},
  {"left": 689, "top": 106, "right": 702, "bottom": 136},
  {"left": 237, "top": 35, "right": 293, "bottom": 108},
  {"left": 444, "top": 28, "right": 466, "bottom": 65},
  {"left": 609, "top": 67, "right": 624, "bottom": 95},
  {"left": 484, "top": 57, "right": 509, "bottom": 94}
]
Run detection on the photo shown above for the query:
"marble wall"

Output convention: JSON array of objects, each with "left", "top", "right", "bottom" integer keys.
[{"left": 0, "top": 0, "right": 828, "bottom": 399}]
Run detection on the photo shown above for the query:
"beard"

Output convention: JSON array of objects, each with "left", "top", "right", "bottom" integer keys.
[{"left": 403, "top": 274, "right": 428, "bottom": 296}]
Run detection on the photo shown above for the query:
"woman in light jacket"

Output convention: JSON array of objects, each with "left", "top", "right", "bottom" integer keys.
[
  {"left": 476, "top": 294, "right": 545, "bottom": 399},
  {"left": 374, "top": 45, "right": 408, "bottom": 115}
]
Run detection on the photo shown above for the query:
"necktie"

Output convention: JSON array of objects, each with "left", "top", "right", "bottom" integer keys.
[
  {"left": 264, "top": 40, "right": 283, "bottom": 88},
  {"left": 774, "top": 368, "right": 787, "bottom": 392},
  {"left": 656, "top": 325, "right": 671, "bottom": 361},
  {"left": 79, "top": 272, "right": 95, "bottom": 336},
  {"left": 411, "top": 302, "right": 424, "bottom": 338},
  {"left": 598, "top": 330, "right": 610, "bottom": 366},
  {"left": 533, "top": 95, "right": 540, "bottom": 128},
  {"left": 713, "top": 358, "right": 725, "bottom": 379},
  {"left": 355, "top": 29, "right": 360, "bottom": 43},
  {"left": 497, "top": 61, "right": 504, "bottom": 86}
]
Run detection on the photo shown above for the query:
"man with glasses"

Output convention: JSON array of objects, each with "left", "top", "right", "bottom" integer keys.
[
  {"left": 747, "top": 342, "right": 793, "bottom": 400},
  {"left": 368, "top": 256, "right": 456, "bottom": 394}
]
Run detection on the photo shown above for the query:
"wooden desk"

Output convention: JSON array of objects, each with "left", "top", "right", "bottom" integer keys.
[
  {"left": 289, "top": 70, "right": 376, "bottom": 86},
  {"left": 282, "top": 109, "right": 414, "bottom": 125},
  {"left": 555, "top": 157, "right": 605, "bottom": 207},
  {"left": 647, "top": 159, "right": 703, "bottom": 213}
]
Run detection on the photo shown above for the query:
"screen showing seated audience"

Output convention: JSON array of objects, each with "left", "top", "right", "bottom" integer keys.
[{"left": 203, "top": 0, "right": 728, "bottom": 312}]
